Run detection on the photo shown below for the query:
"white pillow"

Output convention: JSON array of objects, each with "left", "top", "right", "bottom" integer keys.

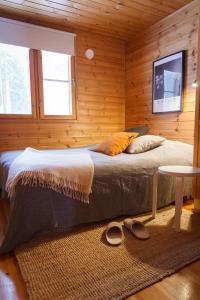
[{"left": 126, "top": 135, "right": 166, "bottom": 154}]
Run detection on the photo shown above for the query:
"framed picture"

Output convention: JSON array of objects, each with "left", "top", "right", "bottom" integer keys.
[{"left": 152, "top": 51, "right": 185, "bottom": 114}]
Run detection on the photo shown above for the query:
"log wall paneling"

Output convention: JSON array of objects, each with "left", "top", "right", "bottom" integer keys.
[
  {"left": 125, "top": 0, "right": 199, "bottom": 145},
  {"left": 193, "top": 1, "right": 200, "bottom": 209},
  {"left": 0, "top": 31, "right": 125, "bottom": 151}
]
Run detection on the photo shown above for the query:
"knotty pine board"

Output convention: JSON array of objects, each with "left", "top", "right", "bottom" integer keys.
[
  {"left": 0, "top": 31, "right": 125, "bottom": 151},
  {"left": 125, "top": 0, "right": 199, "bottom": 145},
  {"left": 0, "top": 0, "right": 192, "bottom": 40}
]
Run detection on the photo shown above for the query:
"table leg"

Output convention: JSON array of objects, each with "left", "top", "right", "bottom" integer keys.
[
  {"left": 173, "top": 176, "right": 184, "bottom": 232},
  {"left": 152, "top": 171, "right": 158, "bottom": 218}
]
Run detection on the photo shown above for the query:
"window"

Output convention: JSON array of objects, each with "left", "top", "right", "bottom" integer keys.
[
  {"left": 40, "top": 51, "right": 74, "bottom": 117},
  {"left": 0, "top": 44, "right": 76, "bottom": 119},
  {"left": 0, "top": 43, "right": 32, "bottom": 116}
]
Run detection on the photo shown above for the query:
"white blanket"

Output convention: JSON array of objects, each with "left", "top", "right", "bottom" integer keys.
[{"left": 6, "top": 148, "right": 94, "bottom": 203}]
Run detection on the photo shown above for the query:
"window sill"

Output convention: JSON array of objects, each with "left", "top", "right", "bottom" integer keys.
[{"left": 0, "top": 114, "right": 36, "bottom": 119}]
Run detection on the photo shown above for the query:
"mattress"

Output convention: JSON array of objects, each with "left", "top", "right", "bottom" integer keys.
[{"left": 0, "top": 140, "right": 193, "bottom": 253}]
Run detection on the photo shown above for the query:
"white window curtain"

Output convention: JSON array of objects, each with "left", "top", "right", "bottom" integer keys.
[{"left": 0, "top": 17, "right": 76, "bottom": 55}]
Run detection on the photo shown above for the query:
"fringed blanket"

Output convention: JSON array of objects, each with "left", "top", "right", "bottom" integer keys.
[{"left": 6, "top": 147, "right": 94, "bottom": 203}]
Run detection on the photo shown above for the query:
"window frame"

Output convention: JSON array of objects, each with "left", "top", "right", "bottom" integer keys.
[
  {"left": 0, "top": 45, "right": 77, "bottom": 120},
  {"left": 36, "top": 50, "right": 77, "bottom": 120},
  {"left": 0, "top": 47, "right": 37, "bottom": 119}
]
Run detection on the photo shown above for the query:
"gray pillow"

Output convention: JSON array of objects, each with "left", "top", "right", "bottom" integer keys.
[
  {"left": 125, "top": 127, "right": 149, "bottom": 136},
  {"left": 126, "top": 135, "right": 166, "bottom": 154}
]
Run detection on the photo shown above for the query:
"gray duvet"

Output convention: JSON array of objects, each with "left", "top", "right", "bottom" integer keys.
[{"left": 0, "top": 140, "right": 192, "bottom": 254}]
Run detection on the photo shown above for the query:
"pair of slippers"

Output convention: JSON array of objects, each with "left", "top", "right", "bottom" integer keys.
[{"left": 105, "top": 218, "right": 150, "bottom": 246}]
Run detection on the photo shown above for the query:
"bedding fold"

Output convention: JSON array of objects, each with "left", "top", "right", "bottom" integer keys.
[{"left": 6, "top": 147, "right": 94, "bottom": 203}]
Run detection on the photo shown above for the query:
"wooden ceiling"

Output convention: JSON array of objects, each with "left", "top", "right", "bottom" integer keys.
[{"left": 0, "top": 0, "right": 194, "bottom": 40}]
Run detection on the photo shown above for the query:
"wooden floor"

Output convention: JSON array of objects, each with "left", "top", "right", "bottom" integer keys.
[{"left": 0, "top": 199, "right": 200, "bottom": 300}]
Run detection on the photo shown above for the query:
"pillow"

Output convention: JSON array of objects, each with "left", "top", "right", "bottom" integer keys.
[
  {"left": 91, "top": 132, "right": 139, "bottom": 156},
  {"left": 126, "top": 135, "right": 166, "bottom": 154},
  {"left": 125, "top": 127, "right": 149, "bottom": 136}
]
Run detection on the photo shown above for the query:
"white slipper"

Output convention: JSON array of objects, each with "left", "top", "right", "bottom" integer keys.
[
  {"left": 105, "top": 222, "right": 124, "bottom": 245},
  {"left": 124, "top": 218, "right": 150, "bottom": 240}
]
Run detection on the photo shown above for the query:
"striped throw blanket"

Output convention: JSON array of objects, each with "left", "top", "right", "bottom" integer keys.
[{"left": 6, "top": 148, "right": 94, "bottom": 203}]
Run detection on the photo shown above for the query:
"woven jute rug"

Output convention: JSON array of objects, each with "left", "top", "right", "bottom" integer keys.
[{"left": 15, "top": 207, "right": 200, "bottom": 300}]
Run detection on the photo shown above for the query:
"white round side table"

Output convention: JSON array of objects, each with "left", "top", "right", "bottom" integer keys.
[{"left": 152, "top": 166, "right": 200, "bottom": 232}]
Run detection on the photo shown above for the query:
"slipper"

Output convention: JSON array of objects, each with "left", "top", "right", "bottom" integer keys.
[
  {"left": 124, "top": 218, "right": 150, "bottom": 240},
  {"left": 105, "top": 222, "right": 124, "bottom": 245}
]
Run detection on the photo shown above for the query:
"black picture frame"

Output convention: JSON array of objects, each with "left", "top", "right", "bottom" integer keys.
[{"left": 152, "top": 50, "right": 185, "bottom": 114}]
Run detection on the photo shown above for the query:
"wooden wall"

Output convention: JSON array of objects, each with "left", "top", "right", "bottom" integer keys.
[
  {"left": 125, "top": 0, "right": 199, "bottom": 144},
  {"left": 0, "top": 30, "right": 125, "bottom": 151},
  {"left": 0, "top": 0, "right": 199, "bottom": 151},
  {"left": 193, "top": 5, "right": 200, "bottom": 203}
]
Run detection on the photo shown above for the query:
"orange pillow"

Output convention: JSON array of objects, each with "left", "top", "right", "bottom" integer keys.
[{"left": 91, "top": 132, "right": 139, "bottom": 156}]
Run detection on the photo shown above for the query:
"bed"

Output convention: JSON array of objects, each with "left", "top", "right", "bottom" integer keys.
[{"left": 0, "top": 140, "right": 193, "bottom": 254}]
